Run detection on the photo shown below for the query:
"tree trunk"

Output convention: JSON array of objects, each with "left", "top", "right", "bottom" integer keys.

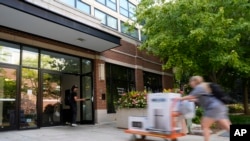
[{"left": 243, "top": 79, "right": 250, "bottom": 115}]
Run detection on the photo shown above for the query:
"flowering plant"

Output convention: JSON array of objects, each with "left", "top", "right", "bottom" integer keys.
[
  {"left": 115, "top": 89, "right": 183, "bottom": 109},
  {"left": 115, "top": 91, "right": 147, "bottom": 109}
]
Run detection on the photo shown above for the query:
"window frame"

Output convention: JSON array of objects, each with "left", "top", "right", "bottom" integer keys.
[
  {"left": 119, "top": 0, "right": 136, "bottom": 20},
  {"left": 96, "top": 0, "right": 117, "bottom": 11},
  {"left": 58, "top": 0, "right": 91, "bottom": 15},
  {"left": 94, "top": 9, "right": 118, "bottom": 30},
  {"left": 120, "top": 21, "right": 139, "bottom": 39},
  {"left": 106, "top": 63, "right": 135, "bottom": 113},
  {"left": 143, "top": 71, "right": 163, "bottom": 93}
]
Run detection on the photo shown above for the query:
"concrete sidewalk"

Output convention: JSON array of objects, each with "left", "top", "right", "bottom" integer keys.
[{"left": 1, "top": 124, "right": 229, "bottom": 141}]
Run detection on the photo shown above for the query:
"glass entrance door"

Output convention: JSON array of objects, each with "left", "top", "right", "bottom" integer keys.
[
  {"left": 81, "top": 59, "right": 94, "bottom": 124},
  {"left": 41, "top": 72, "right": 61, "bottom": 126},
  {"left": 81, "top": 75, "right": 94, "bottom": 124},
  {"left": 0, "top": 66, "right": 18, "bottom": 130}
]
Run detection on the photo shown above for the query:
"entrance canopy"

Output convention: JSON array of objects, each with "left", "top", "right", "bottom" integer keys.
[{"left": 0, "top": 1, "right": 121, "bottom": 52}]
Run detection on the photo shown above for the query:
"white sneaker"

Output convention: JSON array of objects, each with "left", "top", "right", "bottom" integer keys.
[{"left": 71, "top": 124, "right": 78, "bottom": 127}]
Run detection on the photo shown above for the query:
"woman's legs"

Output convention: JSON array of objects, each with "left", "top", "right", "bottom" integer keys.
[
  {"left": 201, "top": 117, "right": 215, "bottom": 141},
  {"left": 217, "top": 119, "right": 231, "bottom": 131}
]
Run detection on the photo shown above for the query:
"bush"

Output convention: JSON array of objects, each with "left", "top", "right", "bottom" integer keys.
[
  {"left": 192, "top": 107, "right": 203, "bottom": 124},
  {"left": 228, "top": 104, "right": 244, "bottom": 113},
  {"left": 230, "top": 115, "right": 250, "bottom": 124},
  {"left": 114, "top": 91, "right": 147, "bottom": 109}
]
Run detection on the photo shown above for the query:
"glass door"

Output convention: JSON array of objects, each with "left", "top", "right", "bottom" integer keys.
[
  {"left": 81, "top": 75, "right": 94, "bottom": 124},
  {"left": 0, "top": 65, "right": 18, "bottom": 130},
  {"left": 41, "top": 71, "right": 61, "bottom": 126},
  {"left": 81, "top": 59, "right": 94, "bottom": 124}
]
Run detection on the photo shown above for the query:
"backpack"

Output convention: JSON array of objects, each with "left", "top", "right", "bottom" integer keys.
[
  {"left": 209, "top": 83, "right": 231, "bottom": 104},
  {"left": 65, "top": 89, "right": 72, "bottom": 106}
]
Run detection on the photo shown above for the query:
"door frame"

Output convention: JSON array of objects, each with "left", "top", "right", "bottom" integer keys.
[
  {"left": 0, "top": 64, "right": 20, "bottom": 131},
  {"left": 38, "top": 69, "right": 62, "bottom": 127},
  {"left": 80, "top": 72, "right": 95, "bottom": 124}
]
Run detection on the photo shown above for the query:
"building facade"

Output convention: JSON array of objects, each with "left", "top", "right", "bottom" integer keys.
[{"left": 0, "top": 0, "right": 173, "bottom": 131}]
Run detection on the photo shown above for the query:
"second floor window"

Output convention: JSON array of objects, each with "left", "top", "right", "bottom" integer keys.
[
  {"left": 95, "top": 9, "right": 118, "bottom": 30},
  {"left": 120, "top": 0, "right": 136, "bottom": 20},
  {"left": 121, "top": 22, "right": 139, "bottom": 39},
  {"left": 59, "top": 0, "right": 91, "bottom": 15},
  {"left": 96, "top": 0, "right": 117, "bottom": 11}
]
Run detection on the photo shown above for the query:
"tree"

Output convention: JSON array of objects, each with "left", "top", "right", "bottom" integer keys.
[{"left": 135, "top": 0, "right": 250, "bottom": 113}]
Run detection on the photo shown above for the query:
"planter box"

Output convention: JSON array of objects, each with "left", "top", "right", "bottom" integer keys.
[{"left": 116, "top": 108, "right": 147, "bottom": 129}]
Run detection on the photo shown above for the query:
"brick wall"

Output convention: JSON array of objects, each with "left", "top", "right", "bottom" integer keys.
[
  {"left": 163, "top": 75, "right": 174, "bottom": 89},
  {"left": 102, "top": 39, "right": 174, "bottom": 92},
  {"left": 93, "top": 59, "right": 107, "bottom": 110},
  {"left": 135, "top": 69, "right": 144, "bottom": 91}
]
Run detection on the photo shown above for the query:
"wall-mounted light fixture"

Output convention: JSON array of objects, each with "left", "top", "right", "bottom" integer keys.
[{"left": 98, "top": 63, "right": 105, "bottom": 81}]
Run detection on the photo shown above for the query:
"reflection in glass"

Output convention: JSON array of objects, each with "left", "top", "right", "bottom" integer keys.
[
  {"left": 82, "top": 59, "right": 92, "bottom": 74},
  {"left": 94, "top": 9, "right": 106, "bottom": 25},
  {"left": 76, "top": 0, "right": 90, "bottom": 14},
  {"left": 42, "top": 73, "right": 61, "bottom": 126},
  {"left": 0, "top": 67, "right": 17, "bottom": 129},
  {"left": 20, "top": 68, "right": 38, "bottom": 128},
  {"left": 107, "top": 0, "right": 117, "bottom": 11},
  {"left": 82, "top": 76, "right": 92, "bottom": 120},
  {"left": 107, "top": 15, "right": 118, "bottom": 29},
  {"left": 121, "top": 22, "right": 139, "bottom": 39},
  {"left": 105, "top": 63, "right": 135, "bottom": 113},
  {"left": 143, "top": 71, "right": 162, "bottom": 92},
  {"left": 0, "top": 41, "right": 20, "bottom": 65},
  {"left": 41, "top": 51, "right": 80, "bottom": 74},
  {"left": 22, "top": 47, "right": 38, "bottom": 68}
]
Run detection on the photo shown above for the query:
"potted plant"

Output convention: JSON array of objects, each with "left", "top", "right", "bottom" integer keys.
[{"left": 115, "top": 91, "right": 147, "bottom": 128}]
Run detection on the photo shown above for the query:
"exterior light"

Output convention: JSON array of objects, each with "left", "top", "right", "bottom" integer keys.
[{"left": 98, "top": 63, "right": 105, "bottom": 81}]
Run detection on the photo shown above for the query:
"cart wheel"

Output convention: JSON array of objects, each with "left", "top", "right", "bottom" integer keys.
[
  {"left": 130, "top": 134, "right": 137, "bottom": 141},
  {"left": 141, "top": 135, "right": 146, "bottom": 140},
  {"left": 171, "top": 139, "right": 178, "bottom": 141}
]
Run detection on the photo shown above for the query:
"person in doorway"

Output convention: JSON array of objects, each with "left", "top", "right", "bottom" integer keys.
[
  {"left": 177, "top": 76, "right": 230, "bottom": 141},
  {"left": 70, "top": 85, "right": 86, "bottom": 127}
]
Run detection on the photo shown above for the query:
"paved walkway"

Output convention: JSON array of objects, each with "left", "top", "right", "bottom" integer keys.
[{"left": 1, "top": 124, "right": 229, "bottom": 141}]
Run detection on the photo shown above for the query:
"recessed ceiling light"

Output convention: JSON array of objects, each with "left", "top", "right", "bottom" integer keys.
[{"left": 77, "top": 38, "right": 85, "bottom": 42}]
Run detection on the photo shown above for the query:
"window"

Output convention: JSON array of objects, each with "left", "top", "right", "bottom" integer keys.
[
  {"left": 59, "top": 0, "right": 91, "bottom": 14},
  {"left": 0, "top": 41, "right": 20, "bottom": 65},
  {"left": 141, "top": 31, "right": 147, "bottom": 41},
  {"left": 96, "top": 0, "right": 117, "bottom": 11},
  {"left": 120, "top": 0, "right": 136, "bottom": 20},
  {"left": 82, "top": 59, "right": 92, "bottom": 74},
  {"left": 121, "top": 22, "right": 139, "bottom": 39},
  {"left": 20, "top": 68, "right": 38, "bottom": 129},
  {"left": 76, "top": 0, "right": 91, "bottom": 14},
  {"left": 106, "top": 63, "right": 135, "bottom": 113},
  {"left": 22, "top": 46, "right": 38, "bottom": 68},
  {"left": 95, "top": 9, "right": 118, "bottom": 29},
  {"left": 143, "top": 72, "right": 162, "bottom": 92},
  {"left": 40, "top": 50, "right": 80, "bottom": 73}
]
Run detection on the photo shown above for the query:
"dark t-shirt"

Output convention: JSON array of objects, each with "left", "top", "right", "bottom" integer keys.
[{"left": 70, "top": 91, "right": 77, "bottom": 105}]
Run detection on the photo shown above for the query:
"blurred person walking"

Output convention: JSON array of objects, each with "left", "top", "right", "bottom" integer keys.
[{"left": 177, "top": 76, "right": 230, "bottom": 141}]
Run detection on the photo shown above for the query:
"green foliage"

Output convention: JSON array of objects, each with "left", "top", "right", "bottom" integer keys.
[
  {"left": 228, "top": 104, "right": 244, "bottom": 113},
  {"left": 135, "top": 0, "right": 250, "bottom": 82},
  {"left": 230, "top": 115, "right": 250, "bottom": 124},
  {"left": 192, "top": 107, "right": 203, "bottom": 124}
]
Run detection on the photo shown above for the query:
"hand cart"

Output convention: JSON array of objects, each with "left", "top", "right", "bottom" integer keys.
[{"left": 124, "top": 99, "right": 186, "bottom": 141}]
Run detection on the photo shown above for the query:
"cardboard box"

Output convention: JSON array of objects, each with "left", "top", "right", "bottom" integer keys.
[
  {"left": 147, "top": 93, "right": 181, "bottom": 133},
  {"left": 128, "top": 116, "right": 148, "bottom": 131}
]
